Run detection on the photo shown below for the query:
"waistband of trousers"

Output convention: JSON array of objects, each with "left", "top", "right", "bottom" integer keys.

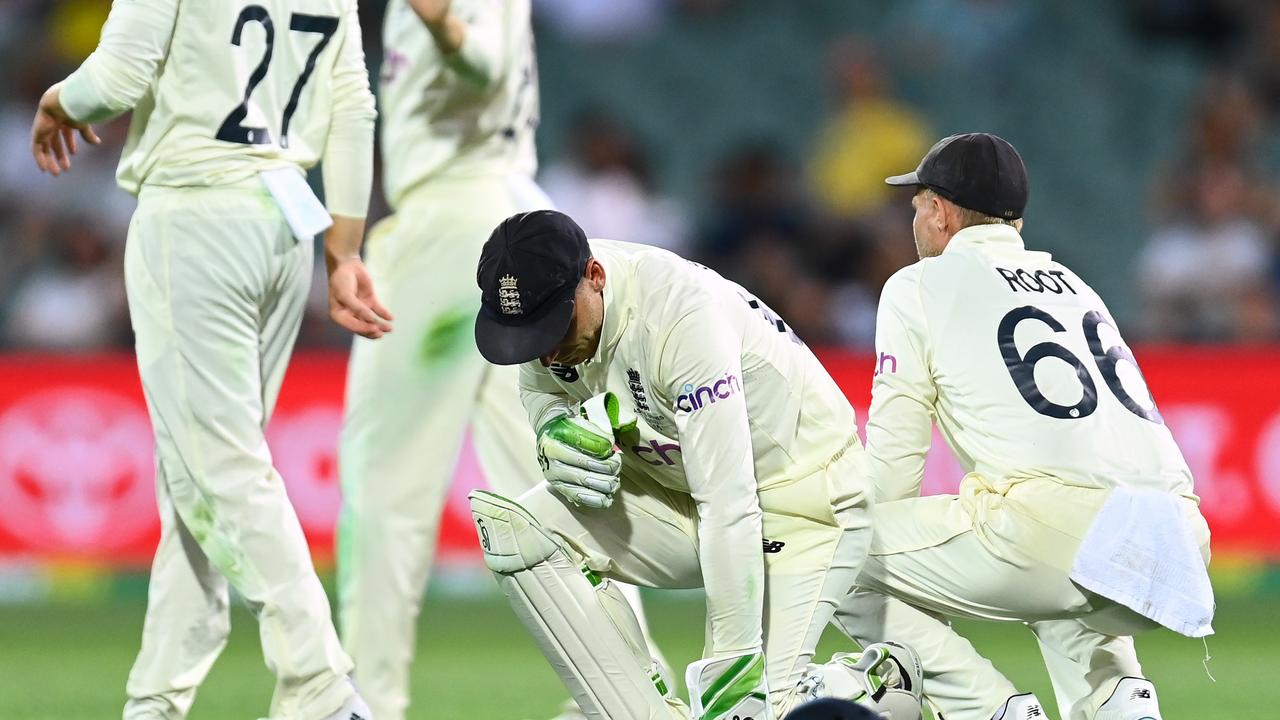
[{"left": 139, "top": 176, "right": 267, "bottom": 199}]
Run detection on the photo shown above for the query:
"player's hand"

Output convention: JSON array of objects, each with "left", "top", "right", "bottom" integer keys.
[
  {"left": 31, "top": 82, "right": 101, "bottom": 177},
  {"left": 327, "top": 255, "right": 394, "bottom": 339},
  {"left": 537, "top": 414, "right": 622, "bottom": 510}
]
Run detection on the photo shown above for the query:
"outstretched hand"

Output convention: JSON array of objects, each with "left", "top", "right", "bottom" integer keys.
[
  {"left": 31, "top": 83, "right": 101, "bottom": 176},
  {"left": 328, "top": 256, "right": 394, "bottom": 339}
]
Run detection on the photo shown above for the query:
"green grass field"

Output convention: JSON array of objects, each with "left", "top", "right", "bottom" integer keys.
[{"left": 1, "top": 586, "right": 1273, "bottom": 719}]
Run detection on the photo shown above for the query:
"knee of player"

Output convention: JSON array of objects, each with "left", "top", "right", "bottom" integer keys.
[{"left": 468, "top": 489, "right": 576, "bottom": 572}]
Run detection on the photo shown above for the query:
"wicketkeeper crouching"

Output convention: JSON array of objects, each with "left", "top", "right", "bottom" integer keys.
[{"left": 467, "top": 210, "right": 924, "bottom": 719}]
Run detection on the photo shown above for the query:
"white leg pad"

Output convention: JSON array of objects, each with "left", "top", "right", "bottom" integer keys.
[
  {"left": 469, "top": 490, "right": 685, "bottom": 720},
  {"left": 617, "top": 581, "right": 676, "bottom": 691}
]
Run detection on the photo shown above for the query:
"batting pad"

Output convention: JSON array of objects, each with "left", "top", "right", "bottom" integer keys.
[{"left": 469, "top": 490, "right": 685, "bottom": 720}]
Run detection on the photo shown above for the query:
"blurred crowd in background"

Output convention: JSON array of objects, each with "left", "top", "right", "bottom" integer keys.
[{"left": 2, "top": 0, "right": 1280, "bottom": 352}]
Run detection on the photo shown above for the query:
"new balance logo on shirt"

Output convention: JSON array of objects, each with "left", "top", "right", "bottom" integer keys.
[{"left": 548, "top": 363, "right": 579, "bottom": 382}]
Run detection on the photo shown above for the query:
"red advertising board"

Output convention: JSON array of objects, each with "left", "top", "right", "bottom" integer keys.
[{"left": 0, "top": 348, "right": 1277, "bottom": 567}]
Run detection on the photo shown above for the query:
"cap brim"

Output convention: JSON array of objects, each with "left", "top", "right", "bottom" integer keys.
[
  {"left": 884, "top": 171, "right": 920, "bottom": 186},
  {"left": 474, "top": 291, "right": 576, "bottom": 366}
]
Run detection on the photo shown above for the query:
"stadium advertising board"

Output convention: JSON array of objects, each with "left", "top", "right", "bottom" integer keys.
[{"left": 0, "top": 349, "right": 1277, "bottom": 566}]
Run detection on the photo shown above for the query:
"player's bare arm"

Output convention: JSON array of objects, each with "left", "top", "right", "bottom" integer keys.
[
  {"left": 30, "top": 82, "right": 101, "bottom": 176},
  {"left": 326, "top": 216, "right": 394, "bottom": 339},
  {"left": 408, "top": 0, "right": 465, "bottom": 54},
  {"left": 407, "top": 0, "right": 510, "bottom": 87}
]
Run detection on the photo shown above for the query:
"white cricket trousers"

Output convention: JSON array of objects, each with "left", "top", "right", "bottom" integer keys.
[
  {"left": 337, "top": 174, "right": 553, "bottom": 720},
  {"left": 122, "top": 184, "right": 353, "bottom": 720},
  {"left": 836, "top": 475, "right": 1211, "bottom": 720}
]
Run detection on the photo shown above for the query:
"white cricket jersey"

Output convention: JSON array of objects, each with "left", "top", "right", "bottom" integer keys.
[
  {"left": 867, "top": 224, "right": 1196, "bottom": 502},
  {"left": 59, "top": 0, "right": 376, "bottom": 217},
  {"left": 519, "top": 240, "right": 863, "bottom": 657},
  {"left": 379, "top": 0, "right": 539, "bottom": 210}
]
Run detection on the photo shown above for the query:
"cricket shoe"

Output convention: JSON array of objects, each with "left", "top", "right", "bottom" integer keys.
[
  {"left": 322, "top": 689, "right": 373, "bottom": 720},
  {"left": 990, "top": 692, "right": 1046, "bottom": 720},
  {"left": 1094, "top": 677, "right": 1161, "bottom": 720}
]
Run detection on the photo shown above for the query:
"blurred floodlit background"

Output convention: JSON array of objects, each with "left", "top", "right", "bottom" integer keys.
[{"left": 4, "top": 0, "right": 1280, "bottom": 350}]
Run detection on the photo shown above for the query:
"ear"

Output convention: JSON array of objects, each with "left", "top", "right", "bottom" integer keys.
[
  {"left": 586, "top": 258, "right": 606, "bottom": 291},
  {"left": 930, "top": 194, "right": 950, "bottom": 232}
]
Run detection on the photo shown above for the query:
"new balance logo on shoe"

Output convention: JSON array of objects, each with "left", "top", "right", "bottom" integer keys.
[
  {"left": 349, "top": 714, "right": 366, "bottom": 720},
  {"left": 1025, "top": 707, "right": 1042, "bottom": 718},
  {"left": 1131, "top": 687, "right": 1152, "bottom": 700},
  {"left": 762, "top": 539, "right": 785, "bottom": 554}
]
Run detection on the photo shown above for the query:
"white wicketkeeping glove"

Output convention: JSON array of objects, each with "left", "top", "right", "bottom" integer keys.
[
  {"left": 537, "top": 398, "right": 622, "bottom": 509},
  {"left": 685, "top": 650, "right": 772, "bottom": 720},
  {"left": 796, "top": 642, "right": 924, "bottom": 720}
]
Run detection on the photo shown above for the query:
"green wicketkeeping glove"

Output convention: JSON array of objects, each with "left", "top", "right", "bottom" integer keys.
[{"left": 537, "top": 397, "right": 623, "bottom": 509}]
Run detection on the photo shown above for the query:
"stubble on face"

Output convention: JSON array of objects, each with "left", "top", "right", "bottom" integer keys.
[
  {"left": 564, "top": 281, "right": 600, "bottom": 364},
  {"left": 911, "top": 190, "right": 942, "bottom": 259},
  {"left": 914, "top": 229, "right": 942, "bottom": 259},
  {"left": 541, "top": 281, "right": 604, "bottom": 367}
]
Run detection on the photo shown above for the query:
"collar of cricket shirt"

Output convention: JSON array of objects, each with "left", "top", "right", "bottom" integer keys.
[
  {"left": 585, "top": 250, "right": 631, "bottom": 368},
  {"left": 945, "top": 223, "right": 1026, "bottom": 253}
]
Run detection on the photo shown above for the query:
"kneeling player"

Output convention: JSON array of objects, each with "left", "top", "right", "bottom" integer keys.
[
  {"left": 839, "top": 134, "right": 1214, "bottom": 720},
  {"left": 468, "top": 211, "right": 921, "bottom": 719}
]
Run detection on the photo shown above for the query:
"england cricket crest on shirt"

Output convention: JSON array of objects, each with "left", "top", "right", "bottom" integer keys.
[
  {"left": 626, "top": 368, "right": 665, "bottom": 430},
  {"left": 498, "top": 274, "right": 522, "bottom": 315}
]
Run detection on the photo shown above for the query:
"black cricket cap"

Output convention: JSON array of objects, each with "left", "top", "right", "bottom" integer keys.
[
  {"left": 885, "top": 132, "right": 1029, "bottom": 219},
  {"left": 787, "top": 698, "right": 878, "bottom": 720},
  {"left": 475, "top": 210, "right": 591, "bottom": 365}
]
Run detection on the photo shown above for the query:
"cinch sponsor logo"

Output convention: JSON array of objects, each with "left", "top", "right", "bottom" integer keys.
[
  {"left": 675, "top": 372, "right": 741, "bottom": 413},
  {"left": 632, "top": 439, "right": 681, "bottom": 466},
  {"left": 874, "top": 351, "right": 897, "bottom": 376}
]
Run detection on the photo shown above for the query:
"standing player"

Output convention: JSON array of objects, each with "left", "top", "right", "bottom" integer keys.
[
  {"left": 467, "top": 210, "right": 924, "bottom": 720},
  {"left": 837, "top": 133, "right": 1215, "bottom": 720},
  {"left": 336, "top": 3, "right": 663, "bottom": 719},
  {"left": 31, "top": 1, "right": 385, "bottom": 718}
]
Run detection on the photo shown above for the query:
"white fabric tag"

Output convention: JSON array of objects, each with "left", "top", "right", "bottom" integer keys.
[{"left": 260, "top": 167, "right": 332, "bottom": 242}]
